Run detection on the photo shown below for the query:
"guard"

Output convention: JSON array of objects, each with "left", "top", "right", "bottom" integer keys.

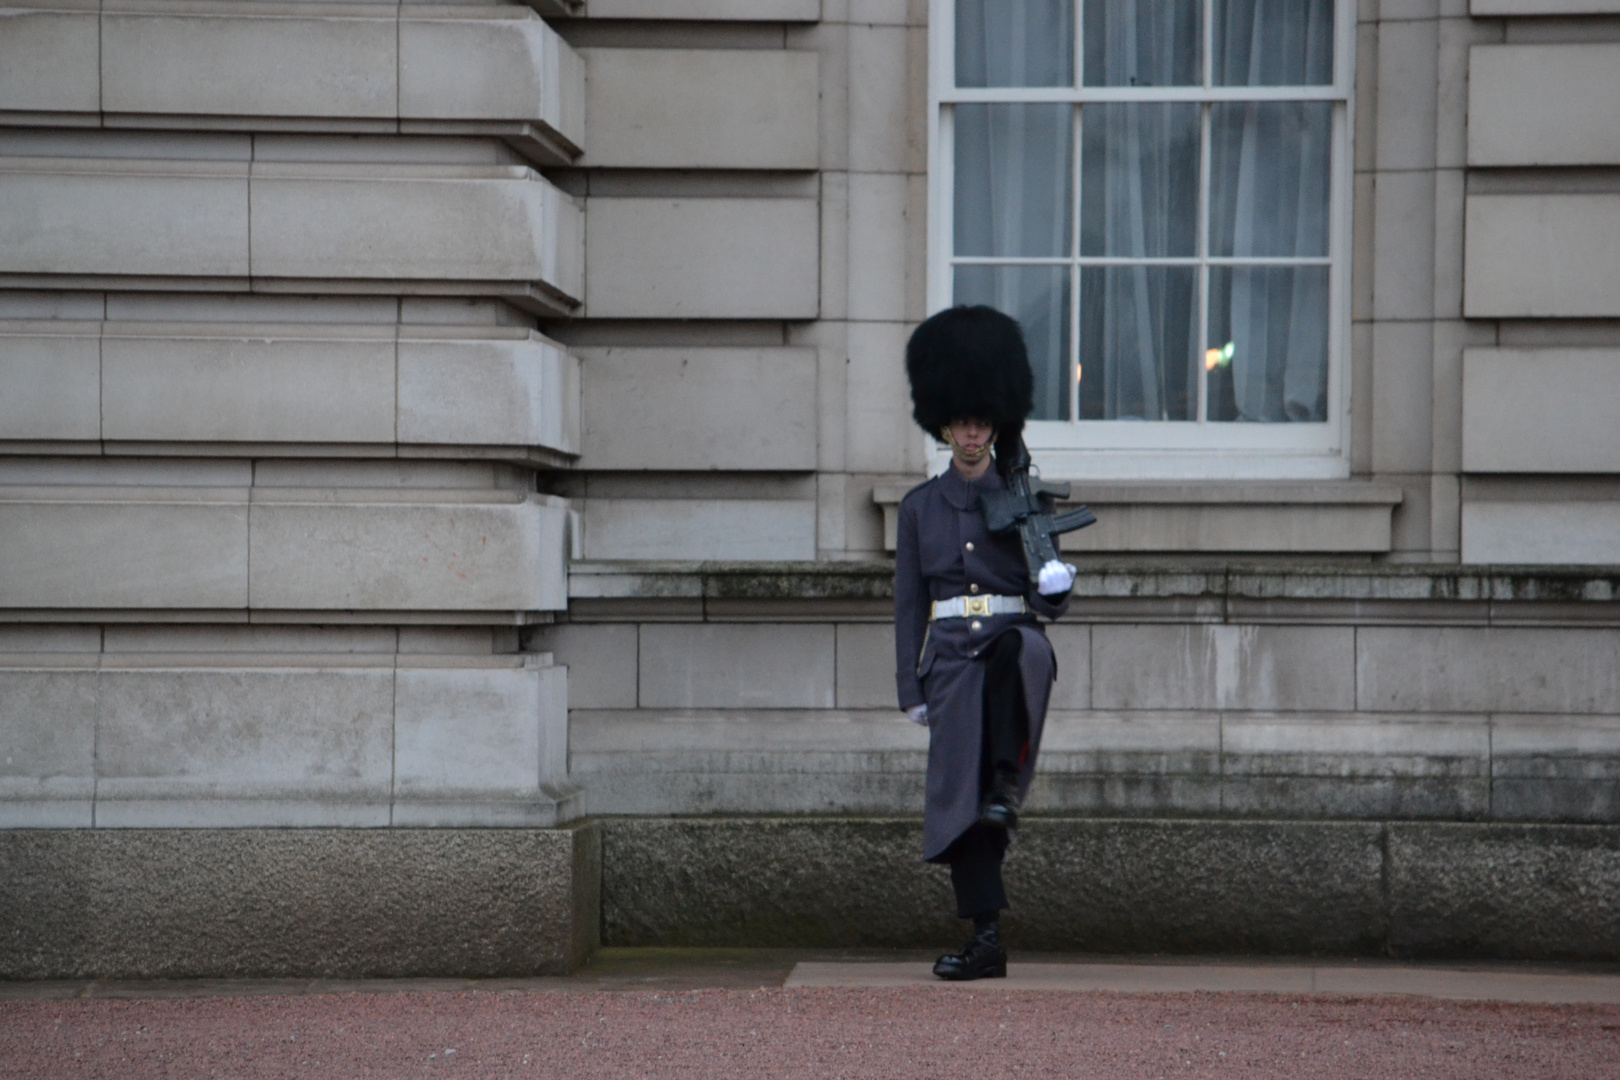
[{"left": 894, "top": 305, "right": 1077, "bottom": 981}]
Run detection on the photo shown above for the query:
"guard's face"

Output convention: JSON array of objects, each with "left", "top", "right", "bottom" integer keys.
[{"left": 945, "top": 419, "right": 994, "bottom": 460}]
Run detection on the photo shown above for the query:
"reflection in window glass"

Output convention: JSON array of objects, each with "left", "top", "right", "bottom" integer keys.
[
  {"left": 1081, "top": 103, "right": 1199, "bottom": 258},
  {"left": 957, "top": 0, "right": 1074, "bottom": 87},
  {"left": 1209, "top": 101, "right": 1332, "bottom": 258},
  {"left": 1080, "top": 266, "right": 1197, "bottom": 420},
  {"left": 1083, "top": 0, "right": 1201, "bottom": 87},
  {"left": 955, "top": 264, "right": 1072, "bottom": 420},
  {"left": 955, "top": 104, "right": 1073, "bottom": 258},
  {"left": 1213, "top": 0, "right": 1334, "bottom": 86},
  {"left": 1207, "top": 266, "right": 1329, "bottom": 422}
]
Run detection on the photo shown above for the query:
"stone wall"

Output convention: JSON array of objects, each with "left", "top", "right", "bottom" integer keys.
[
  {"left": 5, "top": 0, "right": 1620, "bottom": 976},
  {"left": 0, "top": 0, "right": 593, "bottom": 832},
  {"left": 552, "top": 563, "right": 1620, "bottom": 825}
]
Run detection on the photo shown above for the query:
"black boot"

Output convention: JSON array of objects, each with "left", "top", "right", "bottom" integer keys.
[
  {"left": 979, "top": 771, "right": 1021, "bottom": 831},
  {"left": 932, "top": 918, "right": 1007, "bottom": 981}
]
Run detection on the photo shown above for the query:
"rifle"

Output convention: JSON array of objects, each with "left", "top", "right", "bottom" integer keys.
[{"left": 978, "top": 437, "right": 1097, "bottom": 584}]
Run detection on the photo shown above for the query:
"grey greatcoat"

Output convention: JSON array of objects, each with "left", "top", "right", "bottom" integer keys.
[{"left": 894, "top": 464, "right": 1071, "bottom": 861}]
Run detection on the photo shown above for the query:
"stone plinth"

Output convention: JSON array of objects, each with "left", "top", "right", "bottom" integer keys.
[
  {"left": 0, "top": 822, "right": 600, "bottom": 979},
  {"left": 602, "top": 816, "right": 1620, "bottom": 960}
]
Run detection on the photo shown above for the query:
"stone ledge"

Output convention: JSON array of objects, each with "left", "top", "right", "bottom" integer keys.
[
  {"left": 0, "top": 823, "right": 600, "bottom": 979},
  {"left": 564, "top": 561, "right": 1620, "bottom": 625},
  {"left": 602, "top": 817, "right": 1620, "bottom": 960},
  {"left": 873, "top": 481, "right": 1405, "bottom": 554},
  {"left": 0, "top": 2, "right": 584, "bottom": 165}
]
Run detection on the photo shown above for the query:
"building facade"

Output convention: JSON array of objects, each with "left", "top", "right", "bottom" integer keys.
[{"left": 2, "top": 0, "right": 1619, "bottom": 974}]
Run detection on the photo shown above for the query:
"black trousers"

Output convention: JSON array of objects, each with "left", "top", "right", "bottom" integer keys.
[{"left": 943, "top": 631, "right": 1028, "bottom": 920}]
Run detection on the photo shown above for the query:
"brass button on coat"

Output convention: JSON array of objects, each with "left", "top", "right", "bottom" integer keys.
[
  {"left": 965, "top": 542, "right": 975, "bottom": 552},
  {"left": 970, "top": 620, "right": 982, "bottom": 630},
  {"left": 969, "top": 583, "right": 980, "bottom": 594}
]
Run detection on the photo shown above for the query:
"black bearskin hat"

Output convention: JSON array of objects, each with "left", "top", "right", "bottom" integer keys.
[{"left": 905, "top": 305, "right": 1034, "bottom": 456}]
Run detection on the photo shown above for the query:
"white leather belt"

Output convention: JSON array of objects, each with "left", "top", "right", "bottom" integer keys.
[{"left": 930, "top": 594, "right": 1026, "bottom": 621}]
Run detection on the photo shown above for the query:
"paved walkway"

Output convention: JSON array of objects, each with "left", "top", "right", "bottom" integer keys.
[
  {"left": 8, "top": 949, "right": 1620, "bottom": 1004},
  {"left": 786, "top": 958, "right": 1620, "bottom": 1003},
  {"left": 4, "top": 952, "right": 1619, "bottom": 1080}
]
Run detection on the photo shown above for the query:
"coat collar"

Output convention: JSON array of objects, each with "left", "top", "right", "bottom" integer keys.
[{"left": 937, "top": 462, "right": 1004, "bottom": 511}]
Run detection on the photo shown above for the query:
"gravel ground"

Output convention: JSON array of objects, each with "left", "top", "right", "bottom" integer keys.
[{"left": 3, "top": 987, "right": 1617, "bottom": 1080}]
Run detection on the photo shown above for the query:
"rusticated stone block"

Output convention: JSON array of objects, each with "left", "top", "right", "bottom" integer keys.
[
  {"left": 1388, "top": 823, "right": 1620, "bottom": 960},
  {"left": 582, "top": 0, "right": 819, "bottom": 19},
  {"left": 638, "top": 623, "right": 834, "bottom": 708},
  {"left": 579, "top": 48, "right": 817, "bottom": 169},
  {"left": 102, "top": 6, "right": 397, "bottom": 119},
  {"left": 101, "top": 325, "right": 397, "bottom": 444},
  {"left": 1469, "top": 44, "right": 1620, "bottom": 166},
  {"left": 0, "top": 159, "right": 249, "bottom": 278},
  {"left": 0, "top": 324, "right": 101, "bottom": 441},
  {"left": 0, "top": 497, "right": 249, "bottom": 610},
  {"left": 247, "top": 493, "right": 569, "bottom": 612},
  {"left": 601, "top": 817, "right": 1387, "bottom": 954},
  {"left": 0, "top": 2, "right": 100, "bottom": 113},
  {"left": 1358, "top": 627, "right": 1620, "bottom": 714},
  {"left": 0, "top": 824, "right": 599, "bottom": 979},
  {"left": 577, "top": 346, "right": 816, "bottom": 471},
  {"left": 1462, "top": 348, "right": 1620, "bottom": 474},
  {"left": 1465, "top": 193, "right": 1620, "bottom": 318},
  {"left": 1490, "top": 716, "right": 1620, "bottom": 824},
  {"left": 602, "top": 817, "right": 959, "bottom": 947},
  {"left": 1004, "top": 820, "right": 1387, "bottom": 954},
  {"left": 1093, "top": 624, "right": 1354, "bottom": 711},
  {"left": 93, "top": 665, "right": 395, "bottom": 828},
  {"left": 583, "top": 197, "right": 818, "bottom": 319},
  {"left": 581, "top": 497, "right": 817, "bottom": 561}
]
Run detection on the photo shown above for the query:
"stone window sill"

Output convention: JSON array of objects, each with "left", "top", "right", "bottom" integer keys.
[{"left": 872, "top": 480, "right": 1405, "bottom": 554}]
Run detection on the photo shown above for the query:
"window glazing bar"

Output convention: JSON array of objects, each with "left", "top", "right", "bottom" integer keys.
[
  {"left": 1197, "top": 97, "right": 1212, "bottom": 424},
  {"left": 1069, "top": 101, "right": 1083, "bottom": 424},
  {"left": 1198, "top": 0, "right": 1213, "bottom": 424}
]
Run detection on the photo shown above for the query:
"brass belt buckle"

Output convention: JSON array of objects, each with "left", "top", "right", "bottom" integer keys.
[{"left": 964, "top": 595, "right": 991, "bottom": 617}]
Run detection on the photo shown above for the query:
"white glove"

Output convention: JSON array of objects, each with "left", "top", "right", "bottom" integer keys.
[
  {"left": 906, "top": 704, "right": 929, "bottom": 726},
  {"left": 1037, "top": 559, "right": 1077, "bottom": 596}
]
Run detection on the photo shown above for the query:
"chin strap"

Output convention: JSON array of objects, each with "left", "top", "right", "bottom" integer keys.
[{"left": 941, "top": 427, "right": 995, "bottom": 462}]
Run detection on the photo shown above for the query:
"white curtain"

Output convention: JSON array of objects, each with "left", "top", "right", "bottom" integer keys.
[
  {"left": 1209, "top": 0, "right": 1334, "bottom": 421},
  {"left": 1080, "top": 0, "right": 1201, "bottom": 419},
  {"left": 954, "top": 3, "right": 1073, "bottom": 418},
  {"left": 952, "top": 0, "right": 1335, "bottom": 423},
  {"left": 956, "top": 0, "right": 1073, "bottom": 87},
  {"left": 954, "top": 99, "right": 1073, "bottom": 419}
]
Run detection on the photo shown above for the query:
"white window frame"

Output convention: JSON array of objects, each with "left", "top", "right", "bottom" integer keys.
[{"left": 926, "top": 0, "right": 1357, "bottom": 480}]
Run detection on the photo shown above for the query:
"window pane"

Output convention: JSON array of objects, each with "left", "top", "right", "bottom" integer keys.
[
  {"left": 1213, "top": 0, "right": 1334, "bottom": 86},
  {"left": 956, "top": 0, "right": 1074, "bottom": 87},
  {"left": 1208, "top": 101, "right": 1332, "bottom": 258},
  {"left": 955, "top": 264, "right": 1072, "bottom": 420},
  {"left": 1082, "top": 0, "right": 1200, "bottom": 87},
  {"left": 1080, "top": 103, "right": 1199, "bottom": 257},
  {"left": 1079, "top": 266, "right": 1197, "bottom": 420},
  {"left": 1207, "top": 265, "right": 1329, "bottom": 422},
  {"left": 955, "top": 104, "right": 1073, "bottom": 258}
]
